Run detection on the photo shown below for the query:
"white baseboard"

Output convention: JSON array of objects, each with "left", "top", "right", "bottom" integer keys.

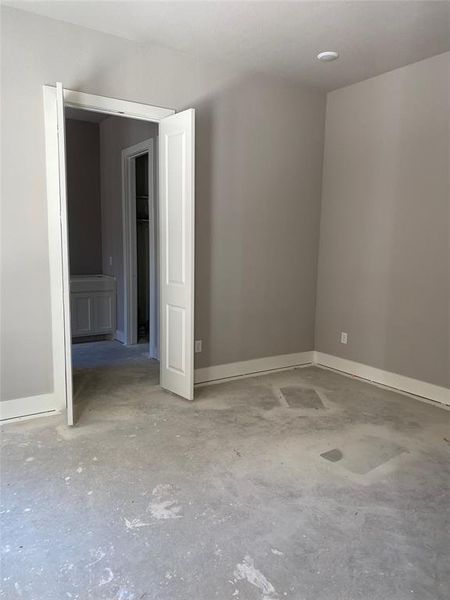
[
  {"left": 5, "top": 350, "right": 447, "bottom": 423},
  {"left": 0, "top": 393, "right": 60, "bottom": 423},
  {"left": 194, "top": 351, "right": 314, "bottom": 384},
  {"left": 314, "top": 352, "right": 450, "bottom": 407}
]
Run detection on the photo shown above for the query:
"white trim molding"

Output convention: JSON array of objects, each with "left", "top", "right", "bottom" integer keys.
[
  {"left": 195, "top": 351, "right": 314, "bottom": 384},
  {"left": 3, "top": 349, "right": 448, "bottom": 423},
  {"left": 0, "top": 394, "right": 61, "bottom": 423},
  {"left": 43, "top": 85, "right": 68, "bottom": 417},
  {"left": 194, "top": 350, "right": 449, "bottom": 407},
  {"left": 63, "top": 89, "right": 175, "bottom": 122},
  {"left": 314, "top": 352, "right": 450, "bottom": 407}
]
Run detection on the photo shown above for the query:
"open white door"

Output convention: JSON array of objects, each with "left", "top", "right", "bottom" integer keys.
[
  {"left": 56, "top": 83, "right": 74, "bottom": 425},
  {"left": 159, "top": 109, "right": 195, "bottom": 400}
]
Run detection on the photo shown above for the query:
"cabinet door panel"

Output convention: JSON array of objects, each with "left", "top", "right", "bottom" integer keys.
[
  {"left": 93, "top": 294, "right": 113, "bottom": 332},
  {"left": 71, "top": 294, "right": 93, "bottom": 336}
]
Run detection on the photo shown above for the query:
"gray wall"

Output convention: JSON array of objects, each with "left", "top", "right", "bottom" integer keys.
[
  {"left": 194, "top": 75, "right": 325, "bottom": 367},
  {"left": 99, "top": 116, "right": 158, "bottom": 336},
  {"left": 1, "top": 7, "right": 325, "bottom": 401},
  {"left": 315, "top": 52, "right": 450, "bottom": 388},
  {"left": 65, "top": 118, "right": 102, "bottom": 275}
]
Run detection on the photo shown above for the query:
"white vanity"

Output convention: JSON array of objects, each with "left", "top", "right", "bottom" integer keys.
[{"left": 70, "top": 275, "right": 116, "bottom": 339}]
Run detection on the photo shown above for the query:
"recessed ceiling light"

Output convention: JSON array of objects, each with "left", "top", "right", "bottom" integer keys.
[{"left": 317, "top": 51, "right": 339, "bottom": 62}]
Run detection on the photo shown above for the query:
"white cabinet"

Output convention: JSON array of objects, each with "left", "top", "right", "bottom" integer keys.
[{"left": 70, "top": 275, "right": 116, "bottom": 339}]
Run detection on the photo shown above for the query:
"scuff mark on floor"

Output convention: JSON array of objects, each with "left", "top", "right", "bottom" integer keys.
[
  {"left": 99, "top": 567, "right": 114, "bottom": 586},
  {"left": 116, "top": 587, "right": 136, "bottom": 600},
  {"left": 86, "top": 547, "right": 105, "bottom": 568},
  {"left": 147, "top": 484, "right": 182, "bottom": 520},
  {"left": 124, "top": 517, "right": 151, "bottom": 530},
  {"left": 233, "top": 555, "right": 278, "bottom": 599},
  {"left": 148, "top": 499, "right": 182, "bottom": 520}
]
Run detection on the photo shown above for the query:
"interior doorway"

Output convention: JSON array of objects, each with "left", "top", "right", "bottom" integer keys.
[
  {"left": 122, "top": 139, "right": 159, "bottom": 359},
  {"left": 136, "top": 154, "right": 150, "bottom": 342},
  {"left": 64, "top": 108, "right": 160, "bottom": 421},
  {"left": 43, "top": 85, "right": 196, "bottom": 426}
]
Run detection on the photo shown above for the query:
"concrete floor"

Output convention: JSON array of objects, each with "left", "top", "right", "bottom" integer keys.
[
  {"left": 71, "top": 341, "right": 159, "bottom": 423},
  {"left": 1, "top": 342, "right": 449, "bottom": 600}
]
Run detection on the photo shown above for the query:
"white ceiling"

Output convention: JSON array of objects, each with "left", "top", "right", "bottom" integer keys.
[{"left": 8, "top": 1, "right": 450, "bottom": 91}]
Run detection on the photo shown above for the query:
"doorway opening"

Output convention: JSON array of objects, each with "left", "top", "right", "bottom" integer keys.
[
  {"left": 65, "top": 108, "right": 159, "bottom": 420},
  {"left": 42, "top": 85, "right": 195, "bottom": 427},
  {"left": 136, "top": 153, "right": 150, "bottom": 343},
  {"left": 122, "top": 139, "right": 159, "bottom": 358}
]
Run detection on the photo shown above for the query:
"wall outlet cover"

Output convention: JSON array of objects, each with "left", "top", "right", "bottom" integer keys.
[
  {"left": 195, "top": 340, "right": 202, "bottom": 353},
  {"left": 340, "top": 332, "right": 348, "bottom": 344}
]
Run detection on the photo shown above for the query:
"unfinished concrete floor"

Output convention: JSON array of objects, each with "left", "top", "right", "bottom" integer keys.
[
  {"left": 71, "top": 341, "right": 159, "bottom": 423},
  {"left": 1, "top": 346, "right": 449, "bottom": 600}
]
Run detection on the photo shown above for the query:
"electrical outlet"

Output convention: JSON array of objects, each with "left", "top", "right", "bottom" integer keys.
[
  {"left": 109, "top": 256, "right": 113, "bottom": 266},
  {"left": 340, "top": 332, "right": 348, "bottom": 344},
  {"left": 195, "top": 340, "right": 202, "bottom": 353}
]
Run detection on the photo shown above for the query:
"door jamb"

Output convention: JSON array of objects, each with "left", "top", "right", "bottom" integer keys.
[{"left": 43, "top": 86, "right": 174, "bottom": 420}]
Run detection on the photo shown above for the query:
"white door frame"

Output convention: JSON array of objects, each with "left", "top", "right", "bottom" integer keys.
[
  {"left": 43, "top": 86, "right": 174, "bottom": 422},
  {"left": 122, "top": 138, "right": 159, "bottom": 359}
]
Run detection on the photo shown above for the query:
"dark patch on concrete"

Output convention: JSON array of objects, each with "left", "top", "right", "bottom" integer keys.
[
  {"left": 280, "top": 386, "right": 324, "bottom": 410},
  {"left": 320, "top": 448, "right": 343, "bottom": 462},
  {"left": 323, "top": 435, "right": 407, "bottom": 475},
  {"left": 253, "top": 393, "right": 281, "bottom": 410},
  {"left": 195, "top": 380, "right": 279, "bottom": 411}
]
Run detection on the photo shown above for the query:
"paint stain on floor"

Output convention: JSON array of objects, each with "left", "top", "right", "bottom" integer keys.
[{"left": 233, "top": 555, "right": 278, "bottom": 599}]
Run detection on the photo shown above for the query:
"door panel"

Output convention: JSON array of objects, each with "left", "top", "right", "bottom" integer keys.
[
  {"left": 159, "top": 109, "right": 195, "bottom": 400},
  {"left": 166, "top": 304, "right": 185, "bottom": 373}
]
